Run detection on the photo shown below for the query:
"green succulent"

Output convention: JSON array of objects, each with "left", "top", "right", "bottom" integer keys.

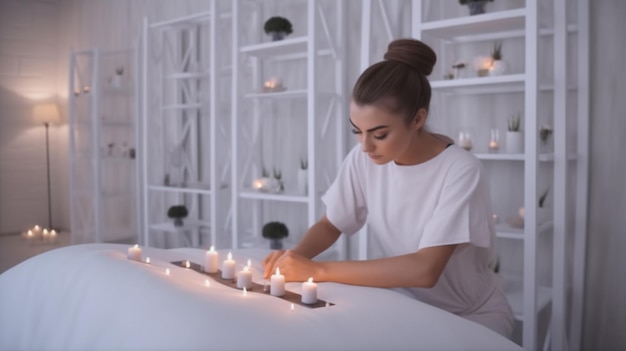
[
  {"left": 262, "top": 221, "right": 289, "bottom": 239},
  {"left": 167, "top": 205, "right": 188, "bottom": 219},
  {"left": 263, "top": 16, "right": 293, "bottom": 35},
  {"left": 508, "top": 113, "right": 521, "bottom": 132},
  {"left": 491, "top": 41, "right": 503, "bottom": 61}
]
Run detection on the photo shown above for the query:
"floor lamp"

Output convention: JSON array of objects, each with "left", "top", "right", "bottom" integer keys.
[{"left": 33, "top": 103, "right": 61, "bottom": 230}]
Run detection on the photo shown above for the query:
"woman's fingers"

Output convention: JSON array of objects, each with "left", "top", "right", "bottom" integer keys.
[{"left": 262, "top": 250, "right": 285, "bottom": 278}]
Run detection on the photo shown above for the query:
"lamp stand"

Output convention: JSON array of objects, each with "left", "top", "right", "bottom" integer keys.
[{"left": 44, "top": 122, "right": 53, "bottom": 230}]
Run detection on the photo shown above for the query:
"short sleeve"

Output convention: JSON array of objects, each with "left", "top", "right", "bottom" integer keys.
[
  {"left": 419, "top": 158, "right": 493, "bottom": 249},
  {"left": 321, "top": 146, "right": 368, "bottom": 235}
]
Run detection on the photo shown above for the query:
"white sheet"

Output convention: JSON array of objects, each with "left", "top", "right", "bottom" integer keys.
[{"left": 0, "top": 244, "right": 522, "bottom": 350}]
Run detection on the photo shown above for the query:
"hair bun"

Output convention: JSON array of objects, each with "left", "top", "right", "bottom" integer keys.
[{"left": 384, "top": 38, "right": 437, "bottom": 76}]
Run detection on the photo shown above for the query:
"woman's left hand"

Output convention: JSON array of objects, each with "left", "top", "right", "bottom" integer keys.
[{"left": 270, "top": 250, "right": 323, "bottom": 282}]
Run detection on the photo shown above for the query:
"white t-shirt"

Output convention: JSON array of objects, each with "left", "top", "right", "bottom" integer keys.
[{"left": 322, "top": 143, "right": 504, "bottom": 316}]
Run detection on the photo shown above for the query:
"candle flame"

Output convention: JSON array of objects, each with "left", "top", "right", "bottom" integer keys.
[
  {"left": 326, "top": 302, "right": 330, "bottom": 307},
  {"left": 243, "top": 287, "right": 247, "bottom": 296},
  {"left": 205, "top": 279, "right": 210, "bottom": 287},
  {"left": 146, "top": 257, "right": 150, "bottom": 264},
  {"left": 227, "top": 252, "right": 232, "bottom": 260},
  {"left": 247, "top": 259, "right": 251, "bottom": 267},
  {"left": 308, "top": 277, "right": 313, "bottom": 283},
  {"left": 209, "top": 245, "right": 215, "bottom": 252},
  {"left": 290, "top": 303, "right": 295, "bottom": 311},
  {"left": 185, "top": 260, "right": 190, "bottom": 268},
  {"left": 165, "top": 268, "right": 170, "bottom": 275},
  {"left": 134, "top": 244, "right": 139, "bottom": 249},
  {"left": 275, "top": 267, "right": 280, "bottom": 276},
  {"left": 27, "top": 230, "right": 33, "bottom": 237},
  {"left": 34, "top": 225, "right": 40, "bottom": 230},
  {"left": 243, "top": 266, "right": 249, "bottom": 272},
  {"left": 43, "top": 229, "right": 49, "bottom": 234},
  {"left": 50, "top": 230, "right": 57, "bottom": 236}
]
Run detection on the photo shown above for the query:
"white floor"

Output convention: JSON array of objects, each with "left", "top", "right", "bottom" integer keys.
[{"left": 0, "top": 232, "right": 72, "bottom": 274}]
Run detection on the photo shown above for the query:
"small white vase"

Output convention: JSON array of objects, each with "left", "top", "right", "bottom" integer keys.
[
  {"left": 297, "top": 169, "right": 308, "bottom": 195},
  {"left": 505, "top": 131, "right": 524, "bottom": 154},
  {"left": 489, "top": 60, "right": 507, "bottom": 76},
  {"left": 110, "top": 75, "right": 122, "bottom": 88}
]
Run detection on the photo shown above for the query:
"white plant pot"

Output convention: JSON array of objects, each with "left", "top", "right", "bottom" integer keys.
[
  {"left": 297, "top": 169, "right": 308, "bottom": 195},
  {"left": 489, "top": 60, "right": 507, "bottom": 76},
  {"left": 110, "top": 75, "right": 122, "bottom": 88},
  {"left": 505, "top": 131, "right": 524, "bottom": 154}
]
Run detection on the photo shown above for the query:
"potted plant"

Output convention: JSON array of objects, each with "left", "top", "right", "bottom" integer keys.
[
  {"left": 263, "top": 16, "right": 293, "bottom": 41},
  {"left": 459, "top": 0, "right": 493, "bottom": 16},
  {"left": 297, "top": 158, "right": 308, "bottom": 195},
  {"left": 273, "top": 168, "right": 284, "bottom": 193},
  {"left": 505, "top": 113, "right": 523, "bottom": 154},
  {"left": 488, "top": 41, "right": 507, "bottom": 76},
  {"left": 167, "top": 205, "right": 188, "bottom": 227},
  {"left": 262, "top": 221, "right": 289, "bottom": 250}
]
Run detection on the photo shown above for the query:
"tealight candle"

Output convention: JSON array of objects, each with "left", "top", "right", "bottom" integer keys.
[
  {"left": 165, "top": 268, "right": 170, "bottom": 276},
  {"left": 49, "top": 229, "right": 57, "bottom": 242},
  {"left": 222, "top": 252, "right": 236, "bottom": 280},
  {"left": 237, "top": 265, "right": 253, "bottom": 290},
  {"left": 204, "top": 246, "right": 219, "bottom": 273},
  {"left": 42, "top": 229, "right": 49, "bottom": 240},
  {"left": 205, "top": 279, "right": 211, "bottom": 287},
  {"left": 127, "top": 244, "right": 142, "bottom": 261},
  {"left": 146, "top": 257, "right": 151, "bottom": 264},
  {"left": 301, "top": 277, "right": 318, "bottom": 304},
  {"left": 270, "top": 267, "right": 285, "bottom": 297}
]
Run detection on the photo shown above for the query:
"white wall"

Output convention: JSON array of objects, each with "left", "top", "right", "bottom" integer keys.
[
  {"left": 0, "top": 0, "right": 64, "bottom": 233},
  {"left": 0, "top": 0, "right": 624, "bottom": 349}
]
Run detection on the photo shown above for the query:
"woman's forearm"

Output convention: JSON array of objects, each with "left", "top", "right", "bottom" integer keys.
[
  {"left": 317, "top": 245, "right": 457, "bottom": 288},
  {"left": 292, "top": 216, "right": 341, "bottom": 259}
]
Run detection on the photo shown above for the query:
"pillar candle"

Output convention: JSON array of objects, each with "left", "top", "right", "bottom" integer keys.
[
  {"left": 127, "top": 244, "right": 142, "bottom": 261},
  {"left": 205, "top": 246, "right": 219, "bottom": 273},
  {"left": 301, "top": 277, "right": 318, "bottom": 304},
  {"left": 221, "top": 252, "right": 236, "bottom": 280},
  {"left": 237, "top": 265, "right": 253, "bottom": 290},
  {"left": 270, "top": 267, "right": 285, "bottom": 297}
]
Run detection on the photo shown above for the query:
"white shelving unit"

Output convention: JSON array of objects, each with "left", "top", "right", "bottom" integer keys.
[
  {"left": 230, "top": 0, "right": 347, "bottom": 259},
  {"left": 140, "top": 3, "right": 232, "bottom": 249},
  {"left": 68, "top": 48, "right": 139, "bottom": 245},
  {"left": 360, "top": 1, "right": 589, "bottom": 350}
]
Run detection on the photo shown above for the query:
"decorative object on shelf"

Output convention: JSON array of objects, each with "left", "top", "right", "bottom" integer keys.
[
  {"left": 297, "top": 158, "right": 308, "bottom": 195},
  {"left": 489, "top": 41, "right": 507, "bottom": 76},
  {"left": 472, "top": 55, "right": 493, "bottom": 77},
  {"left": 509, "top": 187, "right": 551, "bottom": 228},
  {"left": 273, "top": 168, "right": 284, "bottom": 193},
  {"left": 539, "top": 124, "right": 553, "bottom": 144},
  {"left": 488, "top": 128, "right": 500, "bottom": 153},
  {"left": 505, "top": 113, "right": 523, "bottom": 153},
  {"left": 492, "top": 213, "right": 500, "bottom": 224},
  {"left": 110, "top": 66, "right": 123, "bottom": 88},
  {"left": 107, "top": 142, "right": 115, "bottom": 156},
  {"left": 262, "top": 221, "right": 289, "bottom": 250},
  {"left": 451, "top": 61, "right": 466, "bottom": 79},
  {"left": 262, "top": 76, "right": 286, "bottom": 92},
  {"left": 83, "top": 85, "right": 90, "bottom": 93},
  {"left": 458, "top": 131, "right": 473, "bottom": 151},
  {"left": 33, "top": 103, "right": 61, "bottom": 231},
  {"left": 167, "top": 205, "right": 188, "bottom": 227},
  {"left": 263, "top": 16, "right": 293, "bottom": 41},
  {"left": 459, "top": 0, "right": 493, "bottom": 16}
]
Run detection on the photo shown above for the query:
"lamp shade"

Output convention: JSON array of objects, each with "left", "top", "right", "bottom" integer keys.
[{"left": 33, "top": 103, "right": 61, "bottom": 124}]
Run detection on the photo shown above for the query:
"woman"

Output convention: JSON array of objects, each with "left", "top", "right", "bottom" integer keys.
[{"left": 263, "top": 38, "right": 514, "bottom": 338}]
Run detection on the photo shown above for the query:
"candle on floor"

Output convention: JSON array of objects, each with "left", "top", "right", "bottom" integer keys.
[
  {"left": 242, "top": 287, "right": 247, "bottom": 296},
  {"left": 221, "top": 252, "right": 236, "bottom": 280},
  {"left": 205, "top": 279, "right": 211, "bottom": 287},
  {"left": 237, "top": 265, "right": 253, "bottom": 290},
  {"left": 270, "top": 267, "right": 285, "bottom": 297},
  {"left": 127, "top": 244, "right": 142, "bottom": 261},
  {"left": 146, "top": 257, "right": 151, "bottom": 264},
  {"left": 290, "top": 303, "right": 295, "bottom": 311},
  {"left": 185, "top": 260, "right": 191, "bottom": 268},
  {"left": 205, "top": 246, "right": 219, "bottom": 273},
  {"left": 42, "top": 229, "right": 49, "bottom": 241},
  {"left": 301, "top": 277, "right": 318, "bottom": 304},
  {"left": 165, "top": 268, "right": 170, "bottom": 276},
  {"left": 49, "top": 229, "right": 57, "bottom": 242}
]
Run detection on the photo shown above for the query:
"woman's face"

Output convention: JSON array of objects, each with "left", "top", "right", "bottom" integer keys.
[{"left": 349, "top": 101, "right": 419, "bottom": 165}]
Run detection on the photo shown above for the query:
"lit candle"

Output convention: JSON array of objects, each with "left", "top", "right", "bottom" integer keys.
[
  {"left": 146, "top": 257, "right": 151, "bottom": 264},
  {"left": 185, "top": 260, "right": 191, "bottom": 268},
  {"left": 127, "top": 244, "right": 142, "bottom": 261},
  {"left": 290, "top": 303, "right": 295, "bottom": 311},
  {"left": 270, "top": 267, "right": 285, "bottom": 297},
  {"left": 49, "top": 229, "right": 57, "bottom": 242},
  {"left": 237, "top": 265, "right": 253, "bottom": 290},
  {"left": 165, "top": 268, "right": 170, "bottom": 276},
  {"left": 33, "top": 225, "right": 41, "bottom": 234},
  {"left": 243, "top": 287, "right": 248, "bottom": 296},
  {"left": 27, "top": 230, "right": 34, "bottom": 239},
  {"left": 221, "top": 252, "right": 236, "bottom": 280},
  {"left": 204, "top": 246, "right": 219, "bottom": 273},
  {"left": 205, "top": 279, "right": 211, "bottom": 287},
  {"left": 301, "top": 277, "right": 318, "bottom": 304},
  {"left": 42, "top": 229, "right": 49, "bottom": 240},
  {"left": 488, "top": 129, "right": 500, "bottom": 152},
  {"left": 518, "top": 207, "right": 525, "bottom": 219}
]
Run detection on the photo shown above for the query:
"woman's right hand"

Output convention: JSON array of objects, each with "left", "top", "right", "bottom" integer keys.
[{"left": 262, "top": 250, "right": 285, "bottom": 279}]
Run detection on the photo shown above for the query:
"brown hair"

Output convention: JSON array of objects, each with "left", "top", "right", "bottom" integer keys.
[{"left": 351, "top": 38, "right": 437, "bottom": 124}]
